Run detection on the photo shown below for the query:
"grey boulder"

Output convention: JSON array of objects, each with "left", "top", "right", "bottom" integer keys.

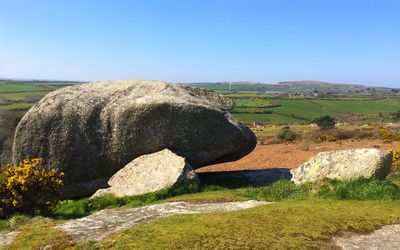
[
  {"left": 290, "top": 148, "right": 393, "bottom": 184},
  {"left": 12, "top": 80, "right": 256, "bottom": 197},
  {"left": 91, "top": 149, "right": 197, "bottom": 198}
]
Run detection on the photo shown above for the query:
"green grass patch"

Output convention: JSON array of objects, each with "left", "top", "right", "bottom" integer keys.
[
  {"left": 0, "top": 214, "right": 32, "bottom": 233},
  {"left": 4, "top": 217, "right": 73, "bottom": 250},
  {"left": 52, "top": 177, "right": 400, "bottom": 222},
  {"left": 235, "top": 180, "right": 309, "bottom": 201},
  {"left": 53, "top": 182, "right": 202, "bottom": 219},
  {"left": 387, "top": 170, "right": 400, "bottom": 187},
  {"left": 233, "top": 178, "right": 400, "bottom": 202},
  {"left": 317, "top": 178, "right": 400, "bottom": 200},
  {"left": 0, "top": 103, "right": 33, "bottom": 111}
]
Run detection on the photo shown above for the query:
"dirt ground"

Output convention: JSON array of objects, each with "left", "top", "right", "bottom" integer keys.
[{"left": 197, "top": 139, "right": 400, "bottom": 173}]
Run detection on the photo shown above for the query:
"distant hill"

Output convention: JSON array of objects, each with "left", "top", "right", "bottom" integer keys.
[
  {"left": 275, "top": 80, "right": 359, "bottom": 87},
  {"left": 189, "top": 80, "right": 398, "bottom": 94}
]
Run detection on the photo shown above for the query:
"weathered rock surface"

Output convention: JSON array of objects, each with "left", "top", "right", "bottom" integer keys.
[
  {"left": 55, "top": 200, "right": 268, "bottom": 242},
  {"left": 12, "top": 80, "right": 256, "bottom": 197},
  {"left": 92, "top": 149, "right": 197, "bottom": 198},
  {"left": 335, "top": 224, "right": 400, "bottom": 250},
  {"left": 0, "top": 231, "right": 19, "bottom": 247},
  {"left": 291, "top": 148, "right": 392, "bottom": 184}
]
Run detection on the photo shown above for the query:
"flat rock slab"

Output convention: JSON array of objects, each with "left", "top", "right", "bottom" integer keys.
[
  {"left": 335, "top": 224, "right": 400, "bottom": 250},
  {"left": 56, "top": 200, "right": 268, "bottom": 242},
  {"left": 0, "top": 231, "right": 19, "bottom": 247}
]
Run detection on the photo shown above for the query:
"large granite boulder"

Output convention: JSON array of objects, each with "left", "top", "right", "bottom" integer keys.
[
  {"left": 12, "top": 80, "right": 256, "bottom": 197},
  {"left": 92, "top": 149, "right": 197, "bottom": 198},
  {"left": 291, "top": 148, "right": 393, "bottom": 184}
]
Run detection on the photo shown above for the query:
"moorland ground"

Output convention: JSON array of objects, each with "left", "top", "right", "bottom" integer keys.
[{"left": 200, "top": 138, "right": 400, "bottom": 172}]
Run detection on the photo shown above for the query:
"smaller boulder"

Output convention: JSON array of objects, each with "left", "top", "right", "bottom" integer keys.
[
  {"left": 91, "top": 149, "right": 198, "bottom": 198},
  {"left": 290, "top": 148, "right": 393, "bottom": 184}
]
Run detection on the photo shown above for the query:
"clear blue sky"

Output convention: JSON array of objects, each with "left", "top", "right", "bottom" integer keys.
[{"left": 1, "top": 0, "right": 399, "bottom": 87}]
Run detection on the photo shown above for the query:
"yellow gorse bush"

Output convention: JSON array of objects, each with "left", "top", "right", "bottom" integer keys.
[
  {"left": 0, "top": 158, "right": 64, "bottom": 217},
  {"left": 379, "top": 128, "right": 400, "bottom": 143},
  {"left": 314, "top": 134, "right": 337, "bottom": 143},
  {"left": 390, "top": 148, "right": 400, "bottom": 172}
]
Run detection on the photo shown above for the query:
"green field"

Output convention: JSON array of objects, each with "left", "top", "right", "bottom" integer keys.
[
  {"left": 229, "top": 96, "right": 400, "bottom": 124},
  {"left": 0, "top": 83, "right": 48, "bottom": 93},
  {"left": 313, "top": 99, "right": 400, "bottom": 114},
  {"left": 0, "top": 92, "right": 51, "bottom": 102},
  {"left": 234, "top": 98, "right": 273, "bottom": 107},
  {"left": 0, "top": 103, "right": 33, "bottom": 111},
  {"left": 233, "top": 113, "right": 304, "bottom": 123},
  {"left": 0, "top": 81, "right": 79, "bottom": 109}
]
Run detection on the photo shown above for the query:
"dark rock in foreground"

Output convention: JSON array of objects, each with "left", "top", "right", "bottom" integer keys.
[
  {"left": 198, "top": 168, "right": 292, "bottom": 188},
  {"left": 12, "top": 80, "right": 256, "bottom": 197}
]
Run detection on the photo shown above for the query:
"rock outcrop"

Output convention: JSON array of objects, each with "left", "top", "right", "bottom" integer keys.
[
  {"left": 56, "top": 200, "right": 269, "bottom": 242},
  {"left": 12, "top": 80, "right": 256, "bottom": 197},
  {"left": 92, "top": 149, "right": 197, "bottom": 198},
  {"left": 291, "top": 148, "right": 392, "bottom": 184},
  {"left": 335, "top": 224, "right": 400, "bottom": 250}
]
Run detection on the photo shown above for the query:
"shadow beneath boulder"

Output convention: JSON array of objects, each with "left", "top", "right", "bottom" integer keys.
[{"left": 197, "top": 168, "right": 292, "bottom": 188}]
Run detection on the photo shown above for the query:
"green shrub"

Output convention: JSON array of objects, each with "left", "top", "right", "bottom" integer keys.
[
  {"left": 236, "top": 180, "right": 309, "bottom": 201},
  {"left": 0, "top": 213, "right": 32, "bottom": 232},
  {"left": 0, "top": 173, "right": 5, "bottom": 185},
  {"left": 392, "top": 110, "right": 400, "bottom": 121},
  {"left": 0, "top": 219, "right": 8, "bottom": 232},
  {"left": 314, "top": 116, "right": 336, "bottom": 130},
  {"left": 387, "top": 168, "right": 400, "bottom": 187},
  {"left": 53, "top": 199, "right": 91, "bottom": 219},
  {"left": 277, "top": 127, "right": 297, "bottom": 142},
  {"left": 238, "top": 178, "right": 400, "bottom": 202}
]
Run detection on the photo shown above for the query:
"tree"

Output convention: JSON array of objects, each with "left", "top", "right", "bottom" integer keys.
[{"left": 314, "top": 116, "right": 336, "bottom": 130}]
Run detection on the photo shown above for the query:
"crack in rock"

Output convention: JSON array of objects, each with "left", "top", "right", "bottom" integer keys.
[
  {"left": 334, "top": 224, "right": 400, "bottom": 250},
  {"left": 55, "top": 200, "right": 268, "bottom": 242}
]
